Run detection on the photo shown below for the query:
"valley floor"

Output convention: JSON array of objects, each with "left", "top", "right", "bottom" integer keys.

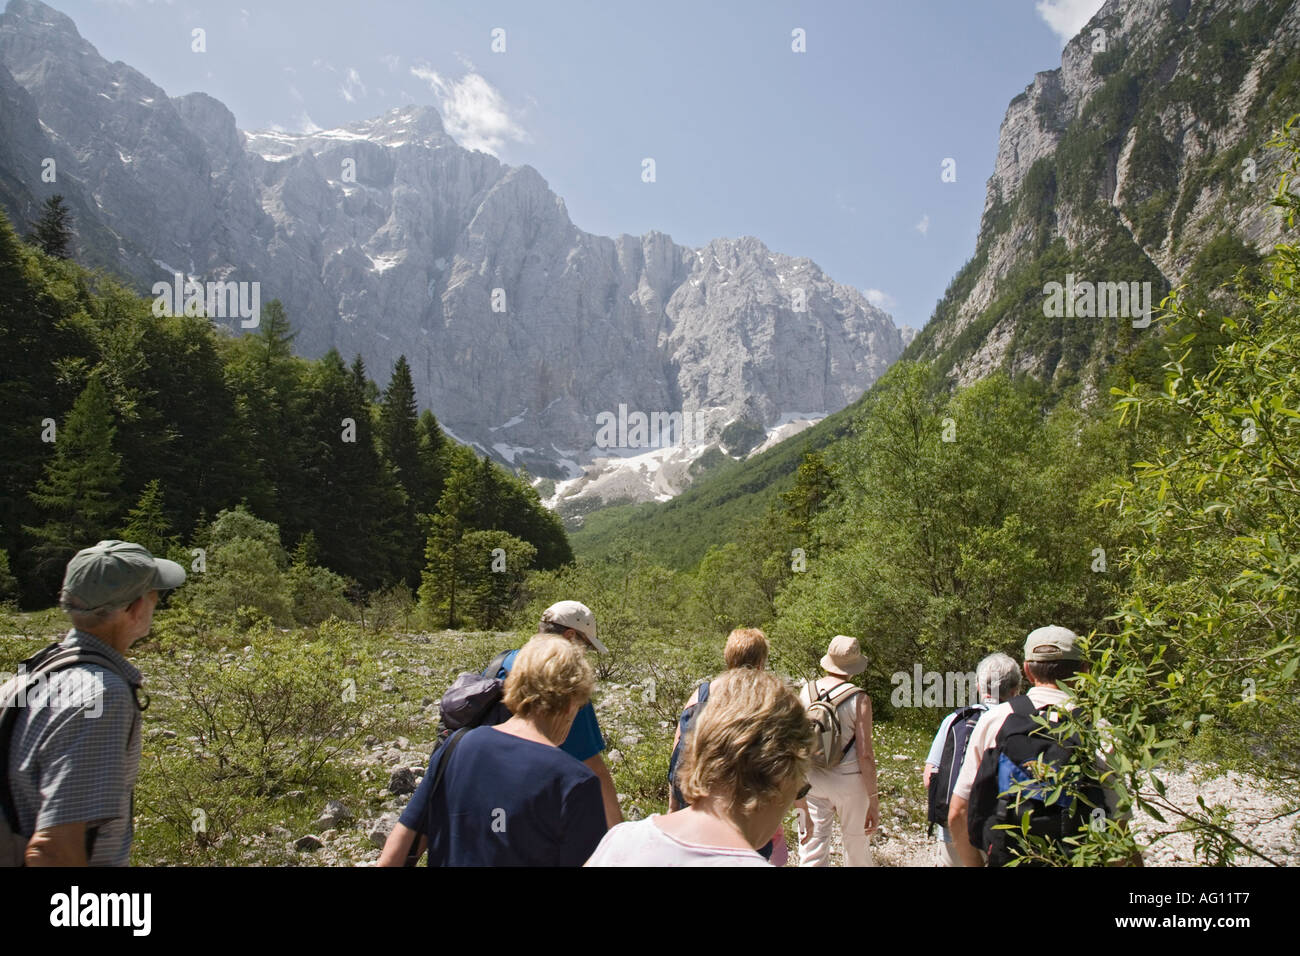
[{"left": 1, "top": 620, "right": 1295, "bottom": 867}]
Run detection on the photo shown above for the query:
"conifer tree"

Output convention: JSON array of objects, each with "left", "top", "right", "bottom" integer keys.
[
  {"left": 415, "top": 409, "right": 448, "bottom": 513},
  {"left": 28, "top": 195, "right": 74, "bottom": 259},
  {"left": 26, "top": 377, "right": 126, "bottom": 586},
  {"left": 121, "top": 478, "right": 177, "bottom": 557},
  {"left": 379, "top": 356, "right": 421, "bottom": 493}
]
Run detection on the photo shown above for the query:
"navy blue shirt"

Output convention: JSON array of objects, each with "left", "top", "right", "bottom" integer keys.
[
  {"left": 400, "top": 726, "right": 607, "bottom": 866},
  {"left": 497, "top": 649, "right": 605, "bottom": 762}
]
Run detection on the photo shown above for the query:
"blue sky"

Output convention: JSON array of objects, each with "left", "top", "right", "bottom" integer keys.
[{"left": 51, "top": 0, "right": 1104, "bottom": 331}]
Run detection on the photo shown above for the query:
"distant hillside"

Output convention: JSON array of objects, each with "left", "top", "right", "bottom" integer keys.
[{"left": 569, "top": 399, "right": 859, "bottom": 569}]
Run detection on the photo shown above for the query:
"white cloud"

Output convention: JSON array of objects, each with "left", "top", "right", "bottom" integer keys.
[
  {"left": 379, "top": 53, "right": 401, "bottom": 73},
  {"left": 915, "top": 214, "right": 930, "bottom": 237},
  {"left": 409, "top": 65, "right": 528, "bottom": 155},
  {"left": 864, "top": 288, "right": 896, "bottom": 310},
  {"left": 340, "top": 67, "right": 366, "bottom": 103},
  {"left": 1035, "top": 0, "right": 1106, "bottom": 46}
]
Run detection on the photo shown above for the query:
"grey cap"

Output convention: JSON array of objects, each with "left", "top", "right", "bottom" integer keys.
[
  {"left": 61, "top": 540, "right": 187, "bottom": 612},
  {"left": 1023, "top": 625, "right": 1082, "bottom": 662}
]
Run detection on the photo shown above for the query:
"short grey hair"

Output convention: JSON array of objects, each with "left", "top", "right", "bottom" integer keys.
[
  {"left": 60, "top": 591, "right": 129, "bottom": 630},
  {"left": 976, "top": 653, "right": 1021, "bottom": 703}
]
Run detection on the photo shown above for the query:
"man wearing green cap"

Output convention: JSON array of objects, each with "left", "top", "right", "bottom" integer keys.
[{"left": 4, "top": 540, "right": 184, "bottom": 866}]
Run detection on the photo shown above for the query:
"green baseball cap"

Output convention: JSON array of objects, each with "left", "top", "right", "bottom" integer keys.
[
  {"left": 60, "top": 540, "right": 187, "bottom": 612},
  {"left": 1023, "top": 625, "right": 1082, "bottom": 662}
]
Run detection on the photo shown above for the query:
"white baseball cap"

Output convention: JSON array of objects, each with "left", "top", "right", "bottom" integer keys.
[{"left": 540, "top": 600, "right": 606, "bottom": 654}]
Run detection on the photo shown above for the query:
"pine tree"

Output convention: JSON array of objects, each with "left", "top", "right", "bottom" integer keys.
[
  {"left": 28, "top": 195, "right": 74, "bottom": 259},
  {"left": 297, "top": 351, "right": 407, "bottom": 589},
  {"left": 416, "top": 409, "right": 448, "bottom": 513},
  {"left": 419, "top": 452, "right": 480, "bottom": 627},
  {"left": 121, "top": 479, "right": 177, "bottom": 557},
  {"left": 379, "top": 356, "right": 421, "bottom": 492},
  {"left": 0, "top": 210, "right": 93, "bottom": 595},
  {"left": 26, "top": 377, "right": 126, "bottom": 587}
]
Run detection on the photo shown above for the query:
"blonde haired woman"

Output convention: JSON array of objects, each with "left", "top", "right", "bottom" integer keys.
[
  {"left": 380, "top": 634, "right": 607, "bottom": 866},
  {"left": 587, "top": 668, "right": 813, "bottom": 866}
]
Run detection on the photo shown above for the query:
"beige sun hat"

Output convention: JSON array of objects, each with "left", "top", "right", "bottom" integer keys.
[{"left": 820, "top": 635, "right": 867, "bottom": 676}]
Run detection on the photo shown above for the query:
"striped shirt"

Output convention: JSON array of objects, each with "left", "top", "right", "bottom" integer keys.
[{"left": 7, "top": 629, "right": 143, "bottom": 866}]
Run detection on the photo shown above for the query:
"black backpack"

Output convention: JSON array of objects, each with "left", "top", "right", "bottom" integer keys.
[
  {"left": 667, "top": 679, "right": 710, "bottom": 808},
  {"left": 0, "top": 641, "right": 146, "bottom": 866},
  {"left": 966, "top": 695, "right": 1106, "bottom": 867},
  {"left": 926, "top": 704, "right": 985, "bottom": 833},
  {"left": 404, "top": 650, "right": 514, "bottom": 866}
]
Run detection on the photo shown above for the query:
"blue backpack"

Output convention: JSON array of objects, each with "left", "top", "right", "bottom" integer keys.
[
  {"left": 667, "top": 680, "right": 710, "bottom": 808},
  {"left": 666, "top": 679, "right": 774, "bottom": 860}
]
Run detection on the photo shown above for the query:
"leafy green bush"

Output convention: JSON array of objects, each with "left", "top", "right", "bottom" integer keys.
[
  {"left": 134, "top": 621, "right": 382, "bottom": 861},
  {"left": 288, "top": 561, "right": 353, "bottom": 626}
]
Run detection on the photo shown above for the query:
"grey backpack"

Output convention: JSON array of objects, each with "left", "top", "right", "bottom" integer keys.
[
  {"left": 0, "top": 641, "right": 143, "bottom": 866},
  {"left": 805, "top": 678, "right": 864, "bottom": 769}
]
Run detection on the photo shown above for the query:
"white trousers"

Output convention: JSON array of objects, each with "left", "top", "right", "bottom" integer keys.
[{"left": 798, "top": 763, "right": 873, "bottom": 867}]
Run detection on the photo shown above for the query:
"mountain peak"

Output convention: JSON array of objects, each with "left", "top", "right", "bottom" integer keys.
[{"left": 2, "top": 0, "right": 79, "bottom": 36}]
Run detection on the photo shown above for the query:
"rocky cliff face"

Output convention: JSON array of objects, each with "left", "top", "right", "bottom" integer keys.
[
  {"left": 0, "top": 0, "right": 910, "bottom": 480},
  {"left": 906, "top": 0, "right": 1300, "bottom": 392}
]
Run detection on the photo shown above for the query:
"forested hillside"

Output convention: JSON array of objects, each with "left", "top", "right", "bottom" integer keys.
[
  {"left": 0, "top": 207, "right": 569, "bottom": 625},
  {"left": 554, "top": 118, "right": 1300, "bottom": 864}
]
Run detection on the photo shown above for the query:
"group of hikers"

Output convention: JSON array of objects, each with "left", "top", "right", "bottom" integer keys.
[{"left": 1, "top": 539, "right": 1127, "bottom": 867}]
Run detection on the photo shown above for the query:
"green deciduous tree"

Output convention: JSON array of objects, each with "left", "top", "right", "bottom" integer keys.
[
  {"left": 1063, "top": 117, "right": 1300, "bottom": 865},
  {"left": 771, "top": 363, "right": 1122, "bottom": 703}
]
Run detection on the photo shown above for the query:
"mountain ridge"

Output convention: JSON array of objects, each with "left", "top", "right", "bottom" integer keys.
[{"left": 0, "top": 0, "right": 912, "bottom": 481}]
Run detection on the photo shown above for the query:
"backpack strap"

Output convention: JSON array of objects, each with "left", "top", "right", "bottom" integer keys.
[
  {"left": 0, "top": 643, "right": 144, "bottom": 855},
  {"left": 430, "top": 727, "right": 469, "bottom": 797},
  {"left": 482, "top": 649, "right": 513, "bottom": 680},
  {"left": 697, "top": 680, "right": 710, "bottom": 706},
  {"left": 406, "top": 726, "right": 471, "bottom": 866},
  {"left": 1009, "top": 694, "right": 1036, "bottom": 718},
  {"left": 824, "top": 681, "right": 864, "bottom": 759}
]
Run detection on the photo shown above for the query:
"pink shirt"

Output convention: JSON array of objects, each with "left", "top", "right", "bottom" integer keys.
[{"left": 585, "top": 815, "right": 772, "bottom": 867}]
